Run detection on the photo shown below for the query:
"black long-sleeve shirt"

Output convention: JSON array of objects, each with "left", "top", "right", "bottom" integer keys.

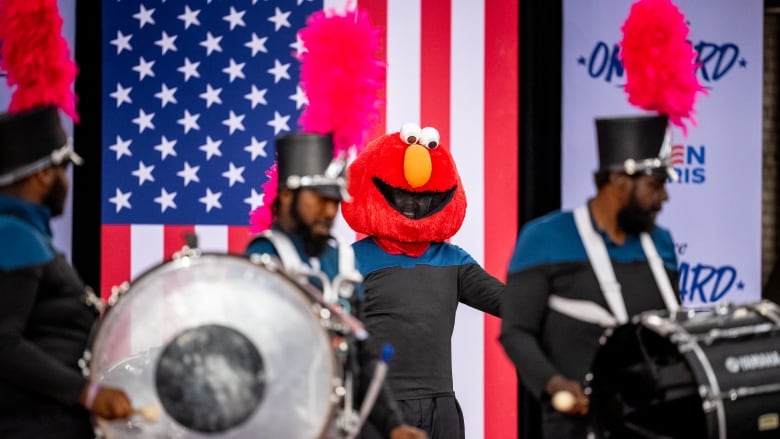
[
  {"left": 499, "top": 209, "right": 679, "bottom": 399},
  {"left": 353, "top": 238, "right": 504, "bottom": 400},
  {"left": 0, "top": 194, "right": 97, "bottom": 415}
]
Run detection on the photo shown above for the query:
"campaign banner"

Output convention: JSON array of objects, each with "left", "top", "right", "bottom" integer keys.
[
  {"left": 0, "top": 0, "right": 76, "bottom": 260},
  {"left": 562, "top": 0, "right": 763, "bottom": 306}
]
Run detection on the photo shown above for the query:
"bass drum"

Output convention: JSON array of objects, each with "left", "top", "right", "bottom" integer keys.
[
  {"left": 587, "top": 300, "right": 780, "bottom": 439},
  {"left": 88, "top": 253, "right": 342, "bottom": 439}
]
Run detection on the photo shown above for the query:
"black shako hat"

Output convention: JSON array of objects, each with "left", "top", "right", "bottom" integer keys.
[
  {"left": 275, "top": 132, "right": 346, "bottom": 200},
  {"left": 595, "top": 114, "right": 676, "bottom": 180},
  {"left": 0, "top": 106, "right": 82, "bottom": 186}
]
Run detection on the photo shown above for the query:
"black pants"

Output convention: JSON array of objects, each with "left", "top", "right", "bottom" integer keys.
[
  {"left": 360, "top": 396, "right": 464, "bottom": 439},
  {"left": 0, "top": 409, "right": 94, "bottom": 439}
]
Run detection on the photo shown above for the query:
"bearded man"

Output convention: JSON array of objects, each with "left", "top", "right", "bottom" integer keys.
[{"left": 499, "top": 114, "right": 682, "bottom": 439}]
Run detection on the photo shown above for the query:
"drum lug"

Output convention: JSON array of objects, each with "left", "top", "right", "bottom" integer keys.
[
  {"left": 78, "top": 349, "right": 92, "bottom": 377},
  {"left": 108, "top": 281, "right": 131, "bottom": 306}
]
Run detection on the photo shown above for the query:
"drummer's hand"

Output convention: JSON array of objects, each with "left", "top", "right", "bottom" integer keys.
[
  {"left": 390, "top": 424, "right": 429, "bottom": 439},
  {"left": 81, "top": 384, "right": 132, "bottom": 419},
  {"left": 545, "top": 374, "right": 589, "bottom": 416}
]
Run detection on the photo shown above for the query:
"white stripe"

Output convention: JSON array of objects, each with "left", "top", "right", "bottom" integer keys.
[
  {"left": 449, "top": 1, "right": 486, "bottom": 437},
  {"left": 386, "top": 0, "right": 421, "bottom": 132},
  {"left": 130, "top": 224, "right": 163, "bottom": 279},
  {"left": 194, "top": 224, "right": 229, "bottom": 253},
  {"left": 324, "top": 0, "right": 350, "bottom": 12},
  {"left": 129, "top": 225, "right": 164, "bottom": 353}
]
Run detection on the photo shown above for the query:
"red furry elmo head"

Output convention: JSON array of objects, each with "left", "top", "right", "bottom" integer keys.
[{"left": 341, "top": 123, "right": 467, "bottom": 243}]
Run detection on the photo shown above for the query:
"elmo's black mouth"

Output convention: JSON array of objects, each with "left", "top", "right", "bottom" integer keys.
[{"left": 373, "top": 177, "right": 455, "bottom": 220}]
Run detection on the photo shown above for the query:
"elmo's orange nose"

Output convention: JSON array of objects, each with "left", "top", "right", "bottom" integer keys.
[{"left": 404, "top": 144, "right": 432, "bottom": 188}]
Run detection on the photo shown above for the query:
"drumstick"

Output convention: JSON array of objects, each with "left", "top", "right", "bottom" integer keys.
[
  {"left": 133, "top": 404, "right": 162, "bottom": 421},
  {"left": 551, "top": 390, "right": 576, "bottom": 412}
]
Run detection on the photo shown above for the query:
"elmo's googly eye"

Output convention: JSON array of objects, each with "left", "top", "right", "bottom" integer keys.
[
  {"left": 400, "top": 123, "right": 422, "bottom": 145},
  {"left": 419, "top": 127, "right": 440, "bottom": 149}
]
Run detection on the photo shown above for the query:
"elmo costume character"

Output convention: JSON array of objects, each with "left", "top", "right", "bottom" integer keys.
[{"left": 341, "top": 123, "right": 504, "bottom": 439}]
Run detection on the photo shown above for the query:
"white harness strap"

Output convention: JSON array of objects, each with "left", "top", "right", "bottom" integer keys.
[
  {"left": 549, "top": 206, "right": 679, "bottom": 327},
  {"left": 261, "top": 230, "right": 361, "bottom": 304},
  {"left": 640, "top": 233, "right": 680, "bottom": 313},
  {"left": 573, "top": 206, "right": 629, "bottom": 324},
  {"left": 548, "top": 295, "right": 619, "bottom": 328},
  {"left": 260, "top": 230, "right": 306, "bottom": 279}
]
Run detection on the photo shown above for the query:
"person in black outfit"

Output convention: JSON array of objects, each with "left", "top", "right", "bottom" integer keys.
[
  {"left": 500, "top": 115, "right": 682, "bottom": 438},
  {"left": 246, "top": 133, "right": 427, "bottom": 439},
  {"left": 0, "top": 107, "right": 132, "bottom": 438}
]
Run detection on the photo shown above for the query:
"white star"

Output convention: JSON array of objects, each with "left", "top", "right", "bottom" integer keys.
[
  {"left": 199, "top": 188, "right": 223, "bottom": 213},
  {"left": 222, "top": 110, "right": 245, "bottom": 134},
  {"left": 132, "top": 56, "right": 155, "bottom": 81},
  {"left": 244, "top": 85, "right": 267, "bottom": 109},
  {"left": 244, "top": 188, "right": 265, "bottom": 211},
  {"left": 154, "top": 83, "right": 177, "bottom": 108},
  {"left": 109, "top": 188, "right": 132, "bottom": 213},
  {"left": 133, "top": 4, "right": 155, "bottom": 28},
  {"left": 290, "top": 33, "right": 306, "bottom": 55},
  {"left": 222, "top": 162, "right": 246, "bottom": 187},
  {"left": 177, "top": 109, "right": 200, "bottom": 134},
  {"left": 223, "top": 6, "right": 246, "bottom": 30},
  {"left": 199, "top": 84, "right": 223, "bottom": 108},
  {"left": 177, "top": 57, "right": 201, "bottom": 82},
  {"left": 268, "top": 7, "right": 291, "bottom": 31},
  {"left": 200, "top": 31, "right": 223, "bottom": 56},
  {"left": 132, "top": 109, "right": 155, "bottom": 133},
  {"left": 155, "top": 31, "right": 178, "bottom": 55},
  {"left": 199, "top": 136, "right": 222, "bottom": 160},
  {"left": 108, "top": 135, "right": 132, "bottom": 160},
  {"left": 177, "top": 161, "right": 200, "bottom": 186},
  {"left": 110, "top": 83, "right": 132, "bottom": 108},
  {"left": 267, "top": 111, "right": 290, "bottom": 135},
  {"left": 223, "top": 58, "right": 246, "bottom": 83},
  {"left": 131, "top": 161, "right": 155, "bottom": 185},
  {"left": 289, "top": 86, "right": 308, "bottom": 109},
  {"left": 267, "top": 59, "right": 290, "bottom": 83},
  {"left": 178, "top": 5, "right": 201, "bottom": 29},
  {"left": 244, "top": 137, "right": 268, "bottom": 161},
  {"left": 154, "top": 188, "right": 177, "bottom": 213},
  {"left": 110, "top": 30, "right": 133, "bottom": 55},
  {"left": 154, "top": 135, "right": 177, "bottom": 160},
  {"left": 245, "top": 33, "right": 268, "bottom": 56}
]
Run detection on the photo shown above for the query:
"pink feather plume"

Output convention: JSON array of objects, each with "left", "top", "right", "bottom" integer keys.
[
  {"left": 0, "top": 0, "right": 79, "bottom": 121},
  {"left": 297, "top": 6, "right": 385, "bottom": 156},
  {"left": 620, "top": 0, "right": 705, "bottom": 134},
  {"left": 249, "top": 4, "right": 384, "bottom": 233},
  {"left": 249, "top": 164, "right": 278, "bottom": 234}
]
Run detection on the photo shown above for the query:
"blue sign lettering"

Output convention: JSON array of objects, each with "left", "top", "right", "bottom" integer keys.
[
  {"left": 695, "top": 41, "right": 739, "bottom": 82},
  {"left": 586, "top": 41, "right": 623, "bottom": 83},
  {"left": 678, "top": 262, "right": 737, "bottom": 303}
]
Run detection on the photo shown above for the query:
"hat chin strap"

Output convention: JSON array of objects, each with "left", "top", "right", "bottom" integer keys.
[{"left": 0, "top": 138, "right": 81, "bottom": 186}]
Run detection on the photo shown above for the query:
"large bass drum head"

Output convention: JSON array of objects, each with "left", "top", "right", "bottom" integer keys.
[{"left": 90, "top": 254, "right": 337, "bottom": 438}]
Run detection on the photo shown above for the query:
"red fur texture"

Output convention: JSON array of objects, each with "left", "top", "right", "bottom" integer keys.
[
  {"left": 0, "top": 0, "right": 79, "bottom": 121},
  {"left": 341, "top": 131, "right": 467, "bottom": 244}
]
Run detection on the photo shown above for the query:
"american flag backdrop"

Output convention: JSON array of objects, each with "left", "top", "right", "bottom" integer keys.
[{"left": 100, "top": 0, "right": 518, "bottom": 437}]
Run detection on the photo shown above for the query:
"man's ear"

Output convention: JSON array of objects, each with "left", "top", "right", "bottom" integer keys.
[{"left": 609, "top": 172, "right": 632, "bottom": 193}]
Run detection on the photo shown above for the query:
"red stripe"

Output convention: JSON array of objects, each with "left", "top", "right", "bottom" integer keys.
[
  {"left": 101, "top": 225, "right": 131, "bottom": 301},
  {"left": 484, "top": 0, "right": 519, "bottom": 437},
  {"left": 358, "top": 0, "right": 387, "bottom": 141},
  {"left": 228, "top": 225, "right": 252, "bottom": 254},
  {"left": 163, "top": 225, "right": 195, "bottom": 262},
  {"left": 420, "top": 0, "right": 451, "bottom": 149}
]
